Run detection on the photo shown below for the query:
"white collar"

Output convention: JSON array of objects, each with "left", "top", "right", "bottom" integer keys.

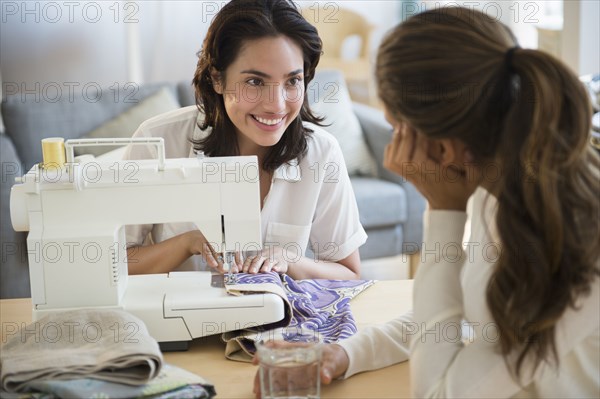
[{"left": 273, "top": 159, "right": 301, "bottom": 182}]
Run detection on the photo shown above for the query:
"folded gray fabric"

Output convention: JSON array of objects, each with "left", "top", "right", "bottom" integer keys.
[
  {"left": 0, "top": 309, "right": 163, "bottom": 392},
  {"left": 20, "top": 363, "right": 215, "bottom": 399}
]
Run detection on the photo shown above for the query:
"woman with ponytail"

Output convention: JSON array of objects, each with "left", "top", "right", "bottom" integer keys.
[{"left": 253, "top": 6, "right": 599, "bottom": 398}]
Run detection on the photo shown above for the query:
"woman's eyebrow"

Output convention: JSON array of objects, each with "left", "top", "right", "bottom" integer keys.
[
  {"left": 240, "top": 69, "right": 303, "bottom": 78},
  {"left": 286, "top": 69, "right": 303, "bottom": 77}
]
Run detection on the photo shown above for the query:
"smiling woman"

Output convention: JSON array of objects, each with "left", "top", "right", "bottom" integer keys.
[
  {"left": 122, "top": 0, "right": 367, "bottom": 281},
  {"left": 211, "top": 36, "right": 305, "bottom": 153}
]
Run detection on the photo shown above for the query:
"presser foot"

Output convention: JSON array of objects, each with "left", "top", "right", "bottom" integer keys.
[{"left": 211, "top": 273, "right": 238, "bottom": 288}]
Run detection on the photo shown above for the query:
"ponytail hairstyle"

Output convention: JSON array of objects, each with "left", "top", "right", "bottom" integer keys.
[
  {"left": 192, "top": 0, "right": 324, "bottom": 171},
  {"left": 376, "top": 7, "right": 600, "bottom": 377}
]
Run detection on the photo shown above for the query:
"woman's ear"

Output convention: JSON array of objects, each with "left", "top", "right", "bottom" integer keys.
[
  {"left": 426, "top": 138, "right": 454, "bottom": 165},
  {"left": 211, "top": 68, "right": 223, "bottom": 94},
  {"left": 427, "top": 138, "right": 473, "bottom": 167}
]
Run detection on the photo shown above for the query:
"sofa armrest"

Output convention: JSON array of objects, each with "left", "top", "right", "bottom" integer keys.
[
  {"left": 352, "top": 102, "right": 426, "bottom": 252},
  {"left": 0, "top": 134, "right": 30, "bottom": 298},
  {"left": 177, "top": 81, "right": 196, "bottom": 107}
]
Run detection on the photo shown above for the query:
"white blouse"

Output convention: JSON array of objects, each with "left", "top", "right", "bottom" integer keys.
[{"left": 123, "top": 106, "right": 367, "bottom": 271}]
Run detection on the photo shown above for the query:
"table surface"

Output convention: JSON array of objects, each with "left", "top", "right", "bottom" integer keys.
[{"left": 0, "top": 280, "right": 413, "bottom": 398}]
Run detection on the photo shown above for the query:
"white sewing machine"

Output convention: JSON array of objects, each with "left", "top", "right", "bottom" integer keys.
[{"left": 10, "top": 137, "right": 285, "bottom": 350}]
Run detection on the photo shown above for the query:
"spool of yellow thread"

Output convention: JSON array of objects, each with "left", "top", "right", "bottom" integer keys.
[{"left": 41, "top": 137, "right": 66, "bottom": 169}]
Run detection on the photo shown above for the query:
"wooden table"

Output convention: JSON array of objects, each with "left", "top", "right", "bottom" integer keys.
[{"left": 0, "top": 280, "right": 413, "bottom": 398}]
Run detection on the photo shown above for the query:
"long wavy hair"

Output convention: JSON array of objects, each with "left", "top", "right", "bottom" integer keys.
[
  {"left": 191, "top": 0, "right": 324, "bottom": 171},
  {"left": 377, "top": 7, "right": 600, "bottom": 377}
]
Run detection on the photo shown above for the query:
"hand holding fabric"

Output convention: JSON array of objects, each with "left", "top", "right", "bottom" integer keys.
[
  {"left": 241, "top": 246, "right": 290, "bottom": 274},
  {"left": 185, "top": 230, "right": 242, "bottom": 273}
]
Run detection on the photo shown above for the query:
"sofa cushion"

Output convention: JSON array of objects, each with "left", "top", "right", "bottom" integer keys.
[
  {"left": 74, "top": 87, "right": 179, "bottom": 157},
  {"left": 2, "top": 83, "right": 179, "bottom": 169},
  {"left": 351, "top": 177, "right": 407, "bottom": 229},
  {"left": 308, "top": 70, "right": 377, "bottom": 177},
  {"left": 359, "top": 225, "right": 404, "bottom": 260},
  {"left": 0, "top": 77, "right": 5, "bottom": 134}
]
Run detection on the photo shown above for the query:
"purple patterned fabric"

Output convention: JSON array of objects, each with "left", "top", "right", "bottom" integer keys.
[{"left": 231, "top": 272, "right": 374, "bottom": 343}]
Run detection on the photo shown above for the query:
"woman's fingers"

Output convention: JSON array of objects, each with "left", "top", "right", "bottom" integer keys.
[
  {"left": 188, "top": 231, "right": 227, "bottom": 273},
  {"left": 243, "top": 255, "right": 266, "bottom": 274},
  {"left": 253, "top": 366, "right": 261, "bottom": 398},
  {"left": 203, "top": 243, "right": 224, "bottom": 272},
  {"left": 383, "top": 128, "right": 400, "bottom": 170},
  {"left": 259, "top": 258, "right": 275, "bottom": 273},
  {"left": 384, "top": 123, "right": 418, "bottom": 181},
  {"left": 321, "top": 344, "right": 349, "bottom": 384},
  {"left": 234, "top": 252, "right": 243, "bottom": 269},
  {"left": 236, "top": 248, "right": 287, "bottom": 274}
]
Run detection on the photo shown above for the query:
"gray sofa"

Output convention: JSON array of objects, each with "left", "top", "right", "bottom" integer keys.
[{"left": 0, "top": 71, "right": 425, "bottom": 298}]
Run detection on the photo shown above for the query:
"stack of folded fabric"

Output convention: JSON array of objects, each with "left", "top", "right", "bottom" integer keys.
[{"left": 0, "top": 309, "right": 215, "bottom": 398}]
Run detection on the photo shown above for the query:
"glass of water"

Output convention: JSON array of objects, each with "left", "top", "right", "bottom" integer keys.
[{"left": 256, "top": 340, "right": 322, "bottom": 399}]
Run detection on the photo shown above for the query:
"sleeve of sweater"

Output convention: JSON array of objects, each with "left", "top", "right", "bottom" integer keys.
[
  {"left": 335, "top": 209, "right": 467, "bottom": 380},
  {"left": 411, "top": 210, "right": 600, "bottom": 398},
  {"left": 337, "top": 310, "right": 413, "bottom": 378}
]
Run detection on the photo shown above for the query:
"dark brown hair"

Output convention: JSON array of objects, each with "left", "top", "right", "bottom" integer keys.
[
  {"left": 192, "top": 0, "right": 324, "bottom": 171},
  {"left": 377, "top": 7, "right": 600, "bottom": 377}
]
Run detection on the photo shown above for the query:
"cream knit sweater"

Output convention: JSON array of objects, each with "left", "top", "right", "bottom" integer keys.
[{"left": 339, "top": 188, "right": 599, "bottom": 398}]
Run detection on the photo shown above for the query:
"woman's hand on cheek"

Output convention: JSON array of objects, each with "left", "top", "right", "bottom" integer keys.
[
  {"left": 383, "top": 122, "right": 413, "bottom": 178},
  {"left": 384, "top": 124, "right": 478, "bottom": 211}
]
